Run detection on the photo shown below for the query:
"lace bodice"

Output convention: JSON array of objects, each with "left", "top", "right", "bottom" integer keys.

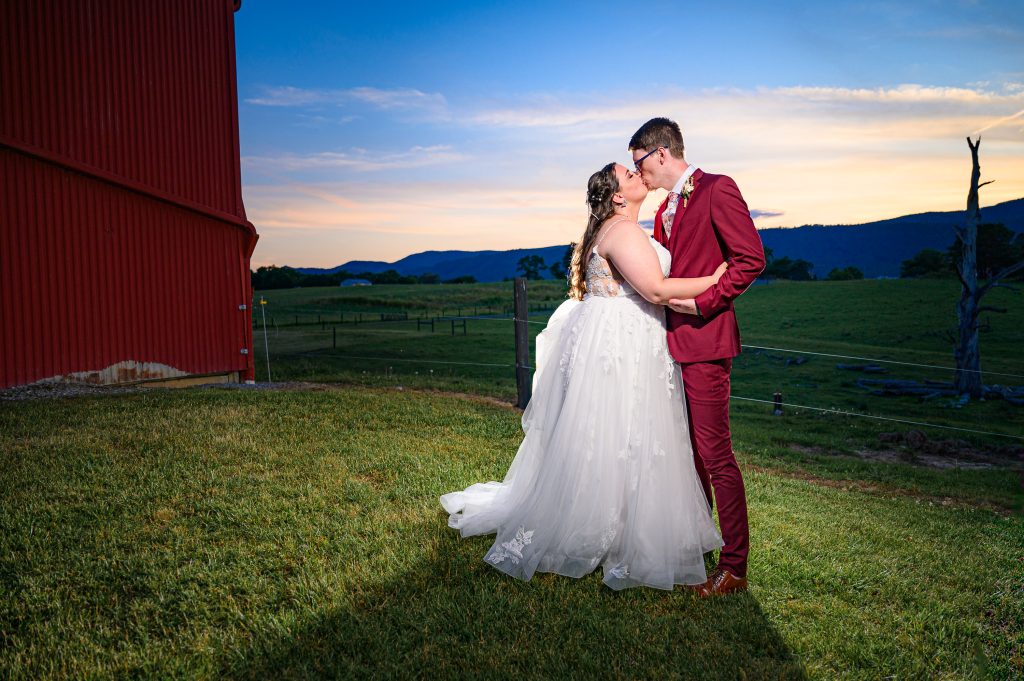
[{"left": 585, "top": 234, "right": 671, "bottom": 299}]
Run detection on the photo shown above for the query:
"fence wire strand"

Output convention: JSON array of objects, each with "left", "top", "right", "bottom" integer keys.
[
  {"left": 741, "top": 343, "right": 1024, "bottom": 379},
  {"left": 296, "top": 353, "right": 513, "bottom": 368},
  {"left": 281, "top": 349, "right": 1020, "bottom": 442},
  {"left": 269, "top": 314, "right": 1022, "bottom": 375},
  {"left": 730, "top": 396, "right": 1023, "bottom": 440},
  {"left": 257, "top": 303, "right": 1023, "bottom": 442}
]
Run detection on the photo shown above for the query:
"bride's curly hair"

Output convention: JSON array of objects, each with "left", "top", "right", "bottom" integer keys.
[{"left": 568, "top": 163, "right": 618, "bottom": 300}]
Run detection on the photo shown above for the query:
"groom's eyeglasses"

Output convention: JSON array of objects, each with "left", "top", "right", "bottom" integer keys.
[{"left": 633, "top": 147, "right": 664, "bottom": 172}]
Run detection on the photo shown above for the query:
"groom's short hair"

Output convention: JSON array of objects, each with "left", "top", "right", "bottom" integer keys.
[{"left": 629, "top": 118, "right": 685, "bottom": 159}]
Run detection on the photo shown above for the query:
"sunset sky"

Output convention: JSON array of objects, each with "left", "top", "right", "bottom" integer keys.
[{"left": 235, "top": 1, "right": 1024, "bottom": 268}]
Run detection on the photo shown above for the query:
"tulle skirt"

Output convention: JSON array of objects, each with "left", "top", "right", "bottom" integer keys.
[{"left": 441, "top": 293, "right": 723, "bottom": 590}]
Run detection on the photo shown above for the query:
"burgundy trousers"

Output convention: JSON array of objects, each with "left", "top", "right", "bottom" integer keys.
[{"left": 681, "top": 358, "right": 749, "bottom": 578}]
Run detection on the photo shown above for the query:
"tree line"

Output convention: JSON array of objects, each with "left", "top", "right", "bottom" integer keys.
[
  {"left": 900, "top": 222, "right": 1023, "bottom": 279},
  {"left": 533, "top": 223, "right": 1022, "bottom": 283},
  {"left": 524, "top": 245, "right": 860, "bottom": 282},
  {"left": 251, "top": 221, "right": 1021, "bottom": 290},
  {"left": 251, "top": 266, "right": 476, "bottom": 290}
]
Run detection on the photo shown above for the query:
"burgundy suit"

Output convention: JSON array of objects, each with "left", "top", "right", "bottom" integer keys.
[{"left": 654, "top": 168, "right": 765, "bottom": 578}]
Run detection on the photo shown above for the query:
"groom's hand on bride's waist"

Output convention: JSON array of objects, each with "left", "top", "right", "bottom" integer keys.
[{"left": 668, "top": 298, "right": 702, "bottom": 317}]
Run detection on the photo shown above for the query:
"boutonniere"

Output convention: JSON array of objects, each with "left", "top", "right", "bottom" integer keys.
[{"left": 680, "top": 175, "right": 696, "bottom": 208}]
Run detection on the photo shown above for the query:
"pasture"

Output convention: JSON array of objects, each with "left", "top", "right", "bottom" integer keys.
[
  {"left": 252, "top": 279, "right": 1024, "bottom": 475},
  {"left": 2, "top": 277, "right": 1022, "bottom": 679}
]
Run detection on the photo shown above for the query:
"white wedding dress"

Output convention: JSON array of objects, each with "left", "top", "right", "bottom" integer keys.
[{"left": 441, "top": 234, "right": 723, "bottom": 590}]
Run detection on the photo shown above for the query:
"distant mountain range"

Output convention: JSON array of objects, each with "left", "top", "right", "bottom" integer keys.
[
  {"left": 295, "top": 198, "right": 1024, "bottom": 281},
  {"left": 297, "top": 246, "right": 571, "bottom": 283},
  {"left": 758, "top": 198, "right": 1024, "bottom": 278}
]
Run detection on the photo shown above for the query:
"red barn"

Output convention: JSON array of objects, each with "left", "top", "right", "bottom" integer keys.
[{"left": 0, "top": 0, "right": 258, "bottom": 388}]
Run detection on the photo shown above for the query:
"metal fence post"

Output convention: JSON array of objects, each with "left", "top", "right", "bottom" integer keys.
[
  {"left": 514, "top": 277, "right": 531, "bottom": 409},
  {"left": 260, "top": 296, "right": 271, "bottom": 382}
]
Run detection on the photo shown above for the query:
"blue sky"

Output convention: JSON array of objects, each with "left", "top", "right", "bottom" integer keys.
[{"left": 235, "top": 1, "right": 1024, "bottom": 267}]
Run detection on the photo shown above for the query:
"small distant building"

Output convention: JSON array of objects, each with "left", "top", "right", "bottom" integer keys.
[
  {"left": 0, "top": 0, "right": 258, "bottom": 388},
  {"left": 340, "top": 279, "right": 373, "bottom": 287}
]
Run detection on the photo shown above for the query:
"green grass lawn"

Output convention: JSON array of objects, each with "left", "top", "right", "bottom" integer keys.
[{"left": 1, "top": 387, "right": 1021, "bottom": 679}]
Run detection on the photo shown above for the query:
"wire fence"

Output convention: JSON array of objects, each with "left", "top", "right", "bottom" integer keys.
[
  {"left": 276, "top": 350, "right": 1024, "bottom": 442},
  {"left": 265, "top": 312, "right": 1023, "bottom": 375},
  {"left": 730, "top": 396, "right": 1024, "bottom": 441},
  {"left": 740, "top": 344, "right": 1024, "bottom": 380},
  {"left": 251, "top": 292, "right": 1024, "bottom": 444}
]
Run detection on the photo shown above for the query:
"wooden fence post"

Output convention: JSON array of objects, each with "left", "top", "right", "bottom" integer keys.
[{"left": 514, "top": 277, "right": 531, "bottom": 409}]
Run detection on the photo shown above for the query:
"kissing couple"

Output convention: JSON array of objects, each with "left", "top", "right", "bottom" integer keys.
[{"left": 442, "top": 117, "right": 767, "bottom": 595}]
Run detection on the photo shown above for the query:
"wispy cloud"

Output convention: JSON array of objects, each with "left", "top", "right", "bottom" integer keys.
[
  {"left": 242, "top": 145, "right": 468, "bottom": 172},
  {"left": 346, "top": 87, "right": 446, "bottom": 111},
  {"left": 461, "top": 84, "right": 1024, "bottom": 137},
  {"left": 973, "top": 107, "right": 1024, "bottom": 135},
  {"left": 771, "top": 83, "right": 1017, "bottom": 104},
  {"left": 750, "top": 209, "right": 785, "bottom": 219},
  {"left": 245, "top": 85, "right": 450, "bottom": 119},
  {"left": 910, "top": 24, "right": 1024, "bottom": 42}
]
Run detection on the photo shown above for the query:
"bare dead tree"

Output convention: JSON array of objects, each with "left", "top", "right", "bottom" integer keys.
[{"left": 952, "top": 137, "right": 1024, "bottom": 397}]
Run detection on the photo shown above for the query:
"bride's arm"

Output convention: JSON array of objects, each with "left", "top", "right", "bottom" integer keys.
[{"left": 601, "top": 222, "right": 726, "bottom": 305}]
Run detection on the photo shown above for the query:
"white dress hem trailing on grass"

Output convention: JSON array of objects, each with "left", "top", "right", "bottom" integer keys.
[{"left": 441, "top": 236, "right": 722, "bottom": 590}]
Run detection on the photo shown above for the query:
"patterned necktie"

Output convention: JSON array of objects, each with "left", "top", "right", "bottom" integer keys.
[{"left": 663, "top": 191, "right": 681, "bottom": 240}]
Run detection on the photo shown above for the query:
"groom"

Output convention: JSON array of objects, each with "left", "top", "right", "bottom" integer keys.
[{"left": 629, "top": 117, "right": 765, "bottom": 596}]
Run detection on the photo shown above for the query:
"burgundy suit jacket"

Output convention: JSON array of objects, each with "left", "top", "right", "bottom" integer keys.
[{"left": 653, "top": 169, "right": 765, "bottom": 363}]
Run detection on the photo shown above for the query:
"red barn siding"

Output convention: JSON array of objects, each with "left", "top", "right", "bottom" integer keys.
[
  {"left": 0, "top": 0, "right": 257, "bottom": 388},
  {"left": 1, "top": 0, "right": 246, "bottom": 217}
]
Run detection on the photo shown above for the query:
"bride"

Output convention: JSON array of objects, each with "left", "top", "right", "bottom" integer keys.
[{"left": 441, "top": 162, "right": 725, "bottom": 590}]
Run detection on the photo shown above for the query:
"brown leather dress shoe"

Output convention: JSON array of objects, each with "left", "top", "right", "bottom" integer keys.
[
  {"left": 704, "top": 567, "right": 748, "bottom": 596},
  {"left": 684, "top": 579, "right": 712, "bottom": 597}
]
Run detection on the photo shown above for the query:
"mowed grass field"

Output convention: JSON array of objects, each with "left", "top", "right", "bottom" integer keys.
[
  {"left": 1, "top": 387, "right": 1021, "bottom": 679},
  {"left": 2, "top": 278, "right": 1022, "bottom": 679}
]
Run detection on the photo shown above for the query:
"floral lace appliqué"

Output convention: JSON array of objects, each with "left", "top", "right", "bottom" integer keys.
[
  {"left": 585, "top": 251, "right": 621, "bottom": 298},
  {"left": 486, "top": 526, "right": 535, "bottom": 565},
  {"left": 599, "top": 314, "right": 623, "bottom": 374},
  {"left": 599, "top": 507, "right": 620, "bottom": 552},
  {"left": 608, "top": 564, "right": 630, "bottom": 580}
]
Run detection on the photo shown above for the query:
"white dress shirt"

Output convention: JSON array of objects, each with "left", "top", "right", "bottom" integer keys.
[{"left": 671, "top": 163, "right": 698, "bottom": 195}]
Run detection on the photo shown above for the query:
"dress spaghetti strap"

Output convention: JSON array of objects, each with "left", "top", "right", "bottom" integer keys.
[{"left": 593, "top": 217, "right": 630, "bottom": 255}]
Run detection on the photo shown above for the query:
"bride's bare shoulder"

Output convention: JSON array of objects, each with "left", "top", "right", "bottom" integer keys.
[
  {"left": 597, "top": 219, "right": 652, "bottom": 259},
  {"left": 604, "top": 219, "right": 650, "bottom": 244}
]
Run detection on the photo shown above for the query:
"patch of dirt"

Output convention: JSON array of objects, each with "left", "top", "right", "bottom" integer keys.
[
  {"left": 2, "top": 379, "right": 521, "bottom": 413},
  {"left": 208, "top": 381, "right": 520, "bottom": 411},
  {"left": 746, "top": 464, "right": 1019, "bottom": 516},
  {"left": 350, "top": 469, "right": 396, "bottom": 489},
  {"left": 790, "top": 430, "right": 1024, "bottom": 471},
  {"left": 402, "top": 387, "right": 518, "bottom": 411},
  {"left": 204, "top": 380, "right": 325, "bottom": 392}
]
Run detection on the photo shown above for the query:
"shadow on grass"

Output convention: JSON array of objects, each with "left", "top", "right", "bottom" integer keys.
[{"left": 222, "top": 515, "right": 805, "bottom": 680}]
